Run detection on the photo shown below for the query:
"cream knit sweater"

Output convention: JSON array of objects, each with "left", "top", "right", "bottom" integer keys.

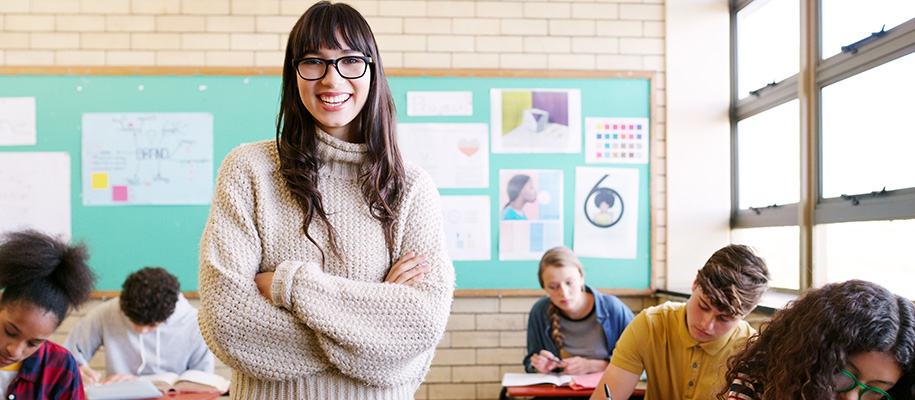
[{"left": 198, "top": 131, "right": 455, "bottom": 399}]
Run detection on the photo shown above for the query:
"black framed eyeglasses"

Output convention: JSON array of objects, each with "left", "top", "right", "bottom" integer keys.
[
  {"left": 835, "top": 369, "right": 894, "bottom": 400},
  {"left": 291, "top": 56, "right": 373, "bottom": 81}
]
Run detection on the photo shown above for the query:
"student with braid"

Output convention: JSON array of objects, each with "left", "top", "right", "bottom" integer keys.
[
  {"left": 524, "top": 246, "right": 634, "bottom": 375},
  {"left": 0, "top": 229, "right": 95, "bottom": 399}
]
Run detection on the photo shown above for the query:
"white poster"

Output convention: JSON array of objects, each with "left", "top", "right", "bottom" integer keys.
[
  {"left": 585, "top": 117, "right": 650, "bottom": 164},
  {"left": 397, "top": 123, "right": 489, "bottom": 189},
  {"left": 573, "top": 167, "right": 640, "bottom": 259},
  {"left": 0, "top": 152, "right": 71, "bottom": 239},
  {"left": 406, "top": 91, "right": 473, "bottom": 116},
  {"left": 81, "top": 112, "right": 213, "bottom": 206},
  {"left": 498, "top": 169, "right": 564, "bottom": 261},
  {"left": 0, "top": 97, "right": 37, "bottom": 146},
  {"left": 440, "top": 195, "right": 491, "bottom": 261},
  {"left": 490, "top": 88, "right": 581, "bottom": 153}
]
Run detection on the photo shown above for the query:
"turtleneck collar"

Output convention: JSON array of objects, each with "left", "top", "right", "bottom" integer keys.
[{"left": 315, "top": 128, "right": 368, "bottom": 179}]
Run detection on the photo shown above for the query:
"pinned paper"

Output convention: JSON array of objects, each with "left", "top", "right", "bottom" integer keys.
[{"left": 91, "top": 172, "right": 108, "bottom": 189}]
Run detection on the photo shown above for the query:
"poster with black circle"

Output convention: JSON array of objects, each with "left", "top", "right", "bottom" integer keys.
[{"left": 573, "top": 167, "right": 639, "bottom": 259}]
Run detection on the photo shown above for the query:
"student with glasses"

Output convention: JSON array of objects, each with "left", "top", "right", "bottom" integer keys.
[
  {"left": 721, "top": 279, "right": 915, "bottom": 400},
  {"left": 197, "top": 2, "right": 455, "bottom": 398}
]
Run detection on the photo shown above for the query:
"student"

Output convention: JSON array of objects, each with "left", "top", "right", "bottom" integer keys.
[
  {"left": 525, "top": 246, "right": 634, "bottom": 376},
  {"left": 197, "top": 2, "right": 455, "bottom": 399},
  {"left": 0, "top": 230, "right": 95, "bottom": 399},
  {"left": 502, "top": 174, "right": 536, "bottom": 220},
  {"left": 721, "top": 279, "right": 915, "bottom": 400},
  {"left": 590, "top": 244, "right": 770, "bottom": 400},
  {"left": 64, "top": 266, "right": 215, "bottom": 386}
]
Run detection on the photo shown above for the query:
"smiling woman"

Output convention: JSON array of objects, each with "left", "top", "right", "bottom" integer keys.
[
  {"left": 0, "top": 229, "right": 95, "bottom": 399},
  {"left": 196, "top": 2, "right": 455, "bottom": 399}
]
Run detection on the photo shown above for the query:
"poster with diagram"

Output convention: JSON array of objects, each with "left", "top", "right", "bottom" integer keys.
[
  {"left": 440, "top": 195, "right": 491, "bottom": 261},
  {"left": 0, "top": 152, "right": 71, "bottom": 238},
  {"left": 81, "top": 112, "right": 213, "bottom": 206}
]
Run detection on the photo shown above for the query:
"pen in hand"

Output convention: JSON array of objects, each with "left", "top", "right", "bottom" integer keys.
[
  {"left": 543, "top": 353, "right": 562, "bottom": 364},
  {"left": 604, "top": 383, "right": 612, "bottom": 399}
]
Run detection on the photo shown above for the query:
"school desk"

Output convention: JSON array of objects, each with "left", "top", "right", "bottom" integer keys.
[
  {"left": 145, "top": 392, "right": 224, "bottom": 400},
  {"left": 500, "top": 381, "right": 646, "bottom": 399}
]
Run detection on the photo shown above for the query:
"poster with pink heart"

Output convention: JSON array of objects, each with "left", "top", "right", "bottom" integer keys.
[{"left": 397, "top": 123, "right": 489, "bottom": 189}]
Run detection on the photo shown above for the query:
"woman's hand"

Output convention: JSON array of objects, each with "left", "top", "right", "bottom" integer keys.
[
  {"left": 255, "top": 271, "right": 275, "bottom": 302},
  {"left": 558, "top": 356, "right": 609, "bottom": 375},
  {"left": 384, "top": 251, "right": 431, "bottom": 286},
  {"left": 530, "top": 350, "right": 563, "bottom": 374}
]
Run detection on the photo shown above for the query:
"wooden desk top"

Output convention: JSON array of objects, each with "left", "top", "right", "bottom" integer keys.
[{"left": 504, "top": 380, "right": 647, "bottom": 398}]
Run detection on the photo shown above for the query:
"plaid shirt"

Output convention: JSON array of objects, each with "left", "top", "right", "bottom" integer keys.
[{"left": 6, "top": 340, "right": 85, "bottom": 400}]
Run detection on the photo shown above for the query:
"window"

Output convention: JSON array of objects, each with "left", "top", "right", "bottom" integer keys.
[{"left": 731, "top": 0, "right": 915, "bottom": 296}]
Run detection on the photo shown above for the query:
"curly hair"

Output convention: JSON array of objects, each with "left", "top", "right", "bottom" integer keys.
[
  {"left": 696, "top": 244, "right": 770, "bottom": 317},
  {"left": 119, "top": 266, "right": 180, "bottom": 326},
  {"left": 0, "top": 229, "right": 95, "bottom": 326},
  {"left": 537, "top": 246, "right": 585, "bottom": 353},
  {"left": 718, "top": 279, "right": 915, "bottom": 400}
]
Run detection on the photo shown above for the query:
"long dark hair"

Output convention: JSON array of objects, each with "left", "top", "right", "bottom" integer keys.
[
  {"left": 0, "top": 230, "right": 95, "bottom": 326},
  {"left": 276, "top": 1, "right": 404, "bottom": 264},
  {"left": 503, "top": 174, "right": 531, "bottom": 211},
  {"left": 719, "top": 280, "right": 915, "bottom": 400}
]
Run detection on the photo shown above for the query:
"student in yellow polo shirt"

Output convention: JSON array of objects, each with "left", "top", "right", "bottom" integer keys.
[{"left": 589, "top": 244, "right": 770, "bottom": 400}]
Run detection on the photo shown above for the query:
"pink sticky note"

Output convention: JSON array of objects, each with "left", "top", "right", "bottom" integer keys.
[{"left": 112, "top": 185, "right": 128, "bottom": 202}]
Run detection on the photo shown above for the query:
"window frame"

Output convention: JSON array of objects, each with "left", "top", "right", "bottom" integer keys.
[{"left": 730, "top": 0, "right": 915, "bottom": 292}]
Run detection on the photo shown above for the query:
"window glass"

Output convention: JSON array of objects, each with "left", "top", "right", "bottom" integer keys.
[
  {"left": 737, "top": 100, "right": 799, "bottom": 209},
  {"left": 821, "top": 53, "right": 915, "bottom": 198},
  {"left": 821, "top": 0, "right": 915, "bottom": 59},
  {"left": 732, "top": 226, "right": 800, "bottom": 290},
  {"left": 817, "top": 219, "right": 915, "bottom": 299},
  {"left": 736, "top": 0, "right": 799, "bottom": 99}
]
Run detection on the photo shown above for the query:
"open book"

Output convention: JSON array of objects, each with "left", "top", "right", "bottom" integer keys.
[
  {"left": 501, "top": 371, "right": 604, "bottom": 390},
  {"left": 139, "top": 370, "right": 230, "bottom": 393}
]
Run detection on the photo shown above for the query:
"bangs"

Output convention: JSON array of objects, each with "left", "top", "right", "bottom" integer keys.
[{"left": 293, "top": 3, "right": 374, "bottom": 58}]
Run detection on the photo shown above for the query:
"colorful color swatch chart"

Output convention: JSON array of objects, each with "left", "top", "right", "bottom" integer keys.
[{"left": 584, "top": 117, "right": 649, "bottom": 164}]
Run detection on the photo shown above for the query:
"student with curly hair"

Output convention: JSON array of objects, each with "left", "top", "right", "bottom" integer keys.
[
  {"left": 721, "top": 279, "right": 915, "bottom": 400},
  {"left": 197, "top": 2, "right": 455, "bottom": 398},
  {"left": 524, "top": 246, "right": 634, "bottom": 375},
  {"left": 65, "top": 267, "right": 214, "bottom": 386},
  {"left": 0, "top": 229, "right": 95, "bottom": 399},
  {"left": 591, "top": 244, "right": 770, "bottom": 400}
]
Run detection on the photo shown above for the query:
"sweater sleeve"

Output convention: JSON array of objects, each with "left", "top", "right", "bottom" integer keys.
[
  {"left": 197, "top": 146, "right": 327, "bottom": 381},
  {"left": 271, "top": 168, "right": 455, "bottom": 387},
  {"left": 63, "top": 301, "right": 107, "bottom": 367},
  {"left": 524, "top": 297, "right": 557, "bottom": 373}
]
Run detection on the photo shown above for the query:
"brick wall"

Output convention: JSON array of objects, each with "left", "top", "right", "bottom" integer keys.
[{"left": 9, "top": 1, "right": 669, "bottom": 398}]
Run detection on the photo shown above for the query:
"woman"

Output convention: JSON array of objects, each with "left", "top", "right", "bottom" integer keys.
[
  {"left": 721, "top": 279, "right": 915, "bottom": 400},
  {"left": 524, "top": 246, "right": 634, "bottom": 375},
  {"left": 0, "top": 229, "right": 95, "bottom": 399},
  {"left": 502, "top": 174, "right": 537, "bottom": 220},
  {"left": 197, "top": 2, "right": 455, "bottom": 399}
]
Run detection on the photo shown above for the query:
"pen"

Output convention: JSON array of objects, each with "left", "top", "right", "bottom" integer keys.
[
  {"left": 604, "top": 383, "right": 612, "bottom": 399},
  {"left": 543, "top": 354, "right": 562, "bottom": 364}
]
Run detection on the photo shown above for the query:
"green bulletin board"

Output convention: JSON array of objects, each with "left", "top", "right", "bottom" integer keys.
[{"left": 0, "top": 71, "right": 652, "bottom": 291}]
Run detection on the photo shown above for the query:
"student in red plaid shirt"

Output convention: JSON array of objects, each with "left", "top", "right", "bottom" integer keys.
[{"left": 0, "top": 230, "right": 95, "bottom": 400}]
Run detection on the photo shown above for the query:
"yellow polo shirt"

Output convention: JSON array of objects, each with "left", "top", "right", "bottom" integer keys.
[{"left": 610, "top": 301, "right": 754, "bottom": 400}]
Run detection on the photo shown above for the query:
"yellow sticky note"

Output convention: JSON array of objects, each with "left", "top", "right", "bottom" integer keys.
[{"left": 91, "top": 173, "right": 108, "bottom": 189}]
